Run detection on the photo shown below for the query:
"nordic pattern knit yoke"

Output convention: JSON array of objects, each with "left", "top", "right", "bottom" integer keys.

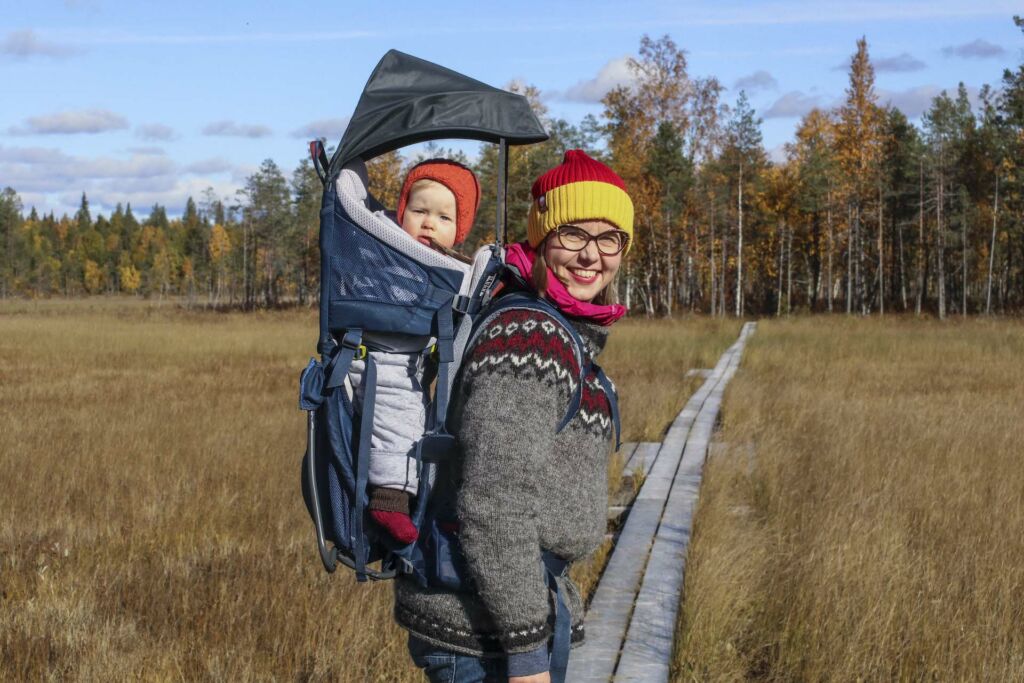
[{"left": 393, "top": 304, "right": 615, "bottom": 656}]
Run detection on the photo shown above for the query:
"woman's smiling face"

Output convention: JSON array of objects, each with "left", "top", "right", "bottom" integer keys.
[{"left": 542, "top": 219, "right": 623, "bottom": 302}]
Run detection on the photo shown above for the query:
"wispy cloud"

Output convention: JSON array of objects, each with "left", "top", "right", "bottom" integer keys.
[
  {"left": 874, "top": 52, "right": 927, "bottom": 73},
  {"left": 661, "top": 0, "right": 1021, "bottom": 26},
  {"left": 941, "top": 39, "right": 1006, "bottom": 59},
  {"left": 9, "top": 108, "right": 129, "bottom": 135},
  {"left": 733, "top": 70, "right": 778, "bottom": 92},
  {"left": 1, "top": 143, "right": 240, "bottom": 216},
  {"left": 68, "top": 29, "right": 378, "bottom": 46},
  {"left": 764, "top": 91, "right": 825, "bottom": 119},
  {"left": 0, "top": 144, "right": 174, "bottom": 192},
  {"left": 290, "top": 117, "right": 350, "bottom": 140},
  {"left": 125, "top": 146, "right": 166, "bottom": 155},
  {"left": 878, "top": 84, "right": 981, "bottom": 118},
  {"left": 1, "top": 29, "right": 79, "bottom": 59},
  {"left": 201, "top": 120, "right": 272, "bottom": 138},
  {"left": 135, "top": 123, "right": 177, "bottom": 141},
  {"left": 554, "top": 56, "right": 634, "bottom": 103},
  {"left": 183, "top": 158, "right": 234, "bottom": 174}
]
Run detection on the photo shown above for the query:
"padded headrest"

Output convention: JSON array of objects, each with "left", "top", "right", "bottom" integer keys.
[{"left": 338, "top": 159, "right": 369, "bottom": 203}]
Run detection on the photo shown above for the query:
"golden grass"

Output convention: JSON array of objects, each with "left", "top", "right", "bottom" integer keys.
[
  {"left": 674, "top": 316, "right": 1024, "bottom": 681},
  {"left": 0, "top": 299, "right": 734, "bottom": 681}
]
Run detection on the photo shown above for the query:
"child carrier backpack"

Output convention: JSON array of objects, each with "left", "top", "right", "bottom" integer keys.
[{"left": 296, "top": 50, "right": 620, "bottom": 683}]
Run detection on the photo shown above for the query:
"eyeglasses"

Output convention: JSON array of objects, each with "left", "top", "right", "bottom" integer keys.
[{"left": 553, "top": 225, "right": 630, "bottom": 256}]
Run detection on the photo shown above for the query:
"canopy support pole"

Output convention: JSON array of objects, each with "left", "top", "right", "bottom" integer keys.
[{"left": 496, "top": 138, "right": 508, "bottom": 247}]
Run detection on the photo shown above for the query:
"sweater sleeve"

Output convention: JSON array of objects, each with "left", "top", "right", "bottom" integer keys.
[{"left": 453, "top": 309, "right": 578, "bottom": 654}]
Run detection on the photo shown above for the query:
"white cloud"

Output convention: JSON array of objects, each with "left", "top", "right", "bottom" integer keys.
[
  {"left": 135, "top": 123, "right": 177, "bottom": 141},
  {"left": 0, "top": 143, "right": 242, "bottom": 216},
  {"left": 878, "top": 84, "right": 981, "bottom": 118},
  {"left": 290, "top": 117, "right": 351, "bottom": 140},
  {"left": 764, "top": 91, "right": 824, "bottom": 119},
  {"left": 874, "top": 52, "right": 927, "bottom": 73},
  {"left": 56, "top": 177, "right": 241, "bottom": 217},
  {"left": 665, "top": 0, "right": 1022, "bottom": 26},
  {"left": 126, "top": 146, "right": 166, "bottom": 155},
  {"left": 557, "top": 56, "right": 635, "bottom": 103},
  {"left": 202, "top": 120, "right": 273, "bottom": 138},
  {"left": 183, "top": 158, "right": 234, "bottom": 174},
  {"left": 67, "top": 29, "right": 377, "bottom": 47},
  {"left": 941, "top": 39, "right": 1006, "bottom": 59},
  {"left": 9, "top": 108, "right": 129, "bottom": 135},
  {"left": 0, "top": 29, "right": 78, "bottom": 59},
  {"left": 733, "top": 70, "right": 778, "bottom": 92}
]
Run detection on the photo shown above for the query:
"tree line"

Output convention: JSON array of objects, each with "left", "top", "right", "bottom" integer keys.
[{"left": 1, "top": 19, "right": 1022, "bottom": 317}]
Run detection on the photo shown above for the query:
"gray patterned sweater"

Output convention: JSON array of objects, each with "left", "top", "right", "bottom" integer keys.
[{"left": 394, "top": 304, "right": 615, "bottom": 663}]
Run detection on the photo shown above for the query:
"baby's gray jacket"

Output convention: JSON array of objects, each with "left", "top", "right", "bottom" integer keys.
[{"left": 347, "top": 331, "right": 432, "bottom": 495}]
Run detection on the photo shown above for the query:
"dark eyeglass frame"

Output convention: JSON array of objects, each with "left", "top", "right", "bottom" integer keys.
[{"left": 552, "top": 224, "right": 630, "bottom": 256}]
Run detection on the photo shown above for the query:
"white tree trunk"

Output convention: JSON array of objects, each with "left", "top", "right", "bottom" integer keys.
[
  {"left": 735, "top": 164, "right": 744, "bottom": 317},
  {"left": 878, "top": 183, "right": 884, "bottom": 316},
  {"left": 986, "top": 177, "right": 999, "bottom": 315},
  {"left": 937, "top": 168, "right": 946, "bottom": 320}
]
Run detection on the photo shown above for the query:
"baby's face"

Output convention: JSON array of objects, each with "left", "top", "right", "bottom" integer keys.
[{"left": 401, "top": 180, "right": 457, "bottom": 249}]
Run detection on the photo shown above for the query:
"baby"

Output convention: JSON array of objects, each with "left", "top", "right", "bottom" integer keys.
[{"left": 348, "top": 159, "right": 480, "bottom": 544}]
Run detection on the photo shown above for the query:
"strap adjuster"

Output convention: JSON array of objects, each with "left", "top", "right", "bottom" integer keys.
[
  {"left": 452, "top": 294, "right": 472, "bottom": 315},
  {"left": 339, "top": 332, "right": 367, "bottom": 360}
]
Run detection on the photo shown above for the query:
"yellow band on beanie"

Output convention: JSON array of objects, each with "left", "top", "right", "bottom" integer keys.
[
  {"left": 527, "top": 180, "right": 634, "bottom": 253},
  {"left": 527, "top": 150, "right": 634, "bottom": 254}
]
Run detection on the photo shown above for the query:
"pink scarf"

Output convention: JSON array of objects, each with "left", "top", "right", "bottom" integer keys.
[{"left": 504, "top": 241, "right": 627, "bottom": 326}]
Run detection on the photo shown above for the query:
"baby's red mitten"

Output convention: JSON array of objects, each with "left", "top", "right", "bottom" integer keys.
[{"left": 368, "top": 487, "right": 418, "bottom": 545}]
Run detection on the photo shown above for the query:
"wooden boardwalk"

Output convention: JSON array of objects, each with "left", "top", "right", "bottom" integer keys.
[{"left": 568, "top": 322, "right": 757, "bottom": 682}]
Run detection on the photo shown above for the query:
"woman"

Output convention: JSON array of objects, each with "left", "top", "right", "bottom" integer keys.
[{"left": 394, "top": 150, "right": 634, "bottom": 683}]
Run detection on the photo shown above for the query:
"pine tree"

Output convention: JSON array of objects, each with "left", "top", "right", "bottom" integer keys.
[{"left": 836, "top": 37, "right": 885, "bottom": 315}]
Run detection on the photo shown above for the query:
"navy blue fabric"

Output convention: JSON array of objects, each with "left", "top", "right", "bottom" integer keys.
[
  {"left": 325, "top": 196, "right": 462, "bottom": 337},
  {"left": 353, "top": 354, "right": 376, "bottom": 581},
  {"left": 506, "top": 645, "right": 549, "bottom": 678},
  {"left": 298, "top": 358, "right": 324, "bottom": 410},
  {"left": 325, "top": 329, "right": 362, "bottom": 390},
  {"left": 430, "top": 302, "right": 455, "bottom": 436},
  {"left": 317, "top": 184, "right": 337, "bottom": 356},
  {"left": 542, "top": 552, "right": 571, "bottom": 683}
]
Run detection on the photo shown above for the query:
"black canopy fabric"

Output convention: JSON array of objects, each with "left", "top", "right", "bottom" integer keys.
[{"left": 330, "top": 50, "right": 549, "bottom": 170}]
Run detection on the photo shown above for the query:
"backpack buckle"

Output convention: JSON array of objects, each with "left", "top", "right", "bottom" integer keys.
[
  {"left": 452, "top": 294, "right": 472, "bottom": 315},
  {"left": 339, "top": 333, "right": 368, "bottom": 360}
]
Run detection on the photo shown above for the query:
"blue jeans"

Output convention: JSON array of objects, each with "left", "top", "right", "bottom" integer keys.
[{"left": 407, "top": 635, "right": 508, "bottom": 683}]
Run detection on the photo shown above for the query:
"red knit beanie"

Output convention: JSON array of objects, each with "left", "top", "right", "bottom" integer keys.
[
  {"left": 528, "top": 150, "right": 634, "bottom": 253},
  {"left": 397, "top": 159, "right": 481, "bottom": 246}
]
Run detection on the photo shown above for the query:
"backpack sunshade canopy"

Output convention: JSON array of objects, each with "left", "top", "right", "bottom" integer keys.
[{"left": 329, "top": 50, "right": 549, "bottom": 172}]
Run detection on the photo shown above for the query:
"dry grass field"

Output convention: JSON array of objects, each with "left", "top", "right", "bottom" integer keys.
[
  {"left": 674, "top": 316, "right": 1024, "bottom": 681},
  {"left": 0, "top": 298, "right": 737, "bottom": 682}
]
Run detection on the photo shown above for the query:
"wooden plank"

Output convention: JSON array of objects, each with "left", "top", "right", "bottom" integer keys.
[
  {"left": 624, "top": 441, "right": 660, "bottom": 480},
  {"left": 566, "top": 327, "right": 748, "bottom": 683},
  {"left": 618, "top": 441, "right": 639, "bottom": 471},
  {"left": 614, "top": 322, "right": 756, "bottom": 682}
]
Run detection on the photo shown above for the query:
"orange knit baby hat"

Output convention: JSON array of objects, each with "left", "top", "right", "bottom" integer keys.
[
  {"left": 396, "top": 159, "right": 481, "bottom": 246},
  {"left": 527, "top": 149, "right": 634, "bottom": 253}
]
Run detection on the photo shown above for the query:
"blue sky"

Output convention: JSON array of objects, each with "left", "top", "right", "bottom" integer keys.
[{"left": 1, "top": 0, "right": 1020, "bottom": 218}]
